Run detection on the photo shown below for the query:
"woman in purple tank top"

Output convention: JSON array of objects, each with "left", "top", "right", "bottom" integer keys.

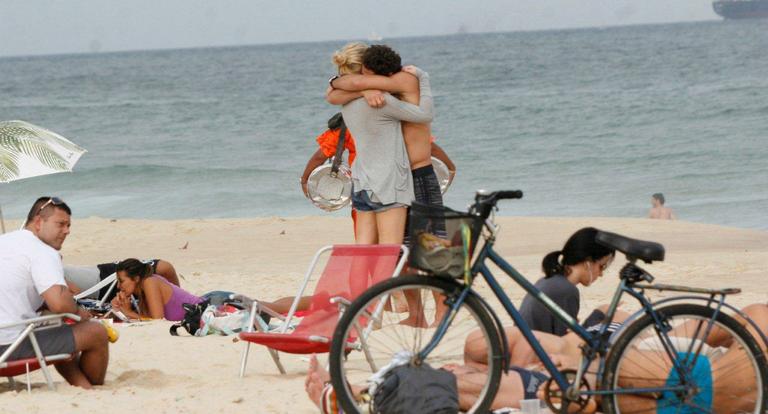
[{"left": 110, "top": 258, "right": 204, "bottom": 321}]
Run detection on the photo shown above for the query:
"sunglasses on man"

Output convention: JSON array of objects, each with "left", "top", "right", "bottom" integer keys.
[{"left": 38, "top": 196, "right": 65, "bottom": 212}]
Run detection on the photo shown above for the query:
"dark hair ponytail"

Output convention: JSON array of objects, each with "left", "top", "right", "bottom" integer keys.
[
  {"left": 541, "top": 250, "right": 564, "bottom": 278},
  {"left": 541, "top": 227, "right": 615, "bottom": 278},
  {"left": 116, "top": 258, "right": 153, "bottom": 280}
]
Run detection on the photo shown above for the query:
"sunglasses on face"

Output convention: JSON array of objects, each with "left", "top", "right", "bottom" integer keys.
[{"left": 38, "top": 196, "right": 65, "bottom": 212}]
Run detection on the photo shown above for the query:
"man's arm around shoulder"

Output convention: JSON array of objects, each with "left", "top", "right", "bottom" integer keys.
[{"left": 332, "top": 72, "right": 416, "bottom": 94}]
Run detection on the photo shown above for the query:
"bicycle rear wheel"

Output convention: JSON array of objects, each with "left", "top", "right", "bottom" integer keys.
[
  {"left": 602, "top": 303, "right": 767, "bottom": 414},
  {"left": 328, "top": 275, "right": 503, "bottom": 414}
]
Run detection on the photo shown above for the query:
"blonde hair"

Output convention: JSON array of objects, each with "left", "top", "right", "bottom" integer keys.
[{"left": 332, "top": 42, "right": 368, "bottom": 75}]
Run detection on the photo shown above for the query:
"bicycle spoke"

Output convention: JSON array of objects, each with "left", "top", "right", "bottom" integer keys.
[{"left": 330, "top": 276, "right": 502, "bottom": 414}]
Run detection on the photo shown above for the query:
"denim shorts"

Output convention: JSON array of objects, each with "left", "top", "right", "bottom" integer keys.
[{"left": 351, "top": 189, "right": 407, "bottom": 212}]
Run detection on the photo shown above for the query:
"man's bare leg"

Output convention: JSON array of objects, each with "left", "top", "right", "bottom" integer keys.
[
  {"left": 465, "top": 307, "right": 631, "bottom": 368},
  {"left": 465, "top": 326, "right": 581, "bottom": 369},
  {"left": 305, "top": 354, "right": 367, "bottom": 409},
  {"left": 305, "top": 354, "right": 328, "bottom": 408},
  {"left": 55, "top": 321, "right": 109, "bottom": 388},
  {"left": 260, "top": 296, "right": 312, "bottom": 315}
]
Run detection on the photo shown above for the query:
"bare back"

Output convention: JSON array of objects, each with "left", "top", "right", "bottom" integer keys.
[
  {"left": 392, "top": 72, "right": 433, "bottom": 169},
  {"left": 649, "top": 206, "right": 675, "bottom": 220}
]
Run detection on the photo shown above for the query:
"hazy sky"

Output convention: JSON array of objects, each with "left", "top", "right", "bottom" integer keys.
[{"left": 0, "top": 0, "right": 718, "bottom": 57}]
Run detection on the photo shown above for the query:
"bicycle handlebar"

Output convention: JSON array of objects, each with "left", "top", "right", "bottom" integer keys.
[{"left": 473, "top": 190, "right": 524, "bottom": 219}]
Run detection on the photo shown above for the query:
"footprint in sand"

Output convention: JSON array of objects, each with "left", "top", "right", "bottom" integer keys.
[{"left": 113, "top": 369, "right": 180, "bottom": 388}]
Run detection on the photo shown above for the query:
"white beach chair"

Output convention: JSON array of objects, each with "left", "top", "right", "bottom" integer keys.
[
  {"left": 0, "top": 313, "right": 81, "bottom": 392},
  {"left": 73, "top": 272, "right": 118, "bottom": 306}
]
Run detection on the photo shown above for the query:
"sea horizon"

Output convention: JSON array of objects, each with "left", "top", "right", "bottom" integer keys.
[
  {"left": 1, "top": 19, "right": 766, "bottom": 229},
  {"left": 0, "top": 18, "right": 720, "bottom": 60}
]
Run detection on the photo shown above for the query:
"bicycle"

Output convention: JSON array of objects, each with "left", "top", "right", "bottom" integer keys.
[{"left": 329, "top": 190, "right": 768, "bottom": 414}]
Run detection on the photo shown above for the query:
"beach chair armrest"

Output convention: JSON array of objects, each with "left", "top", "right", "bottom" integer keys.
[
  {"left": 0, "top": 313, "right": 81, "bottom": 330},
  {"left": 330, "top": 296, "right": 352, "bottom": 312}
]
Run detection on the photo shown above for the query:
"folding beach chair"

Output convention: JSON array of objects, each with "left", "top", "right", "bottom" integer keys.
[
  {"left": 238, "top": 244, "right": 408, "bottom": 376},
  {"left": 0, "top": 313, "right": 80, "bottom": 392},
  {"left": 73, "top": 272, "right": 117, "bottom": 306}
]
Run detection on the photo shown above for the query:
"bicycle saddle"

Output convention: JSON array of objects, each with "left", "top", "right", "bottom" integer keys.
[{"left": 595, "top": 231, "right": 665, "bottom": 263}]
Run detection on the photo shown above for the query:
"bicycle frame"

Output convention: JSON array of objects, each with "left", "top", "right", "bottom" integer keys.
[{"left": 418, "top": 226, "right": 734, "bottom": 399}]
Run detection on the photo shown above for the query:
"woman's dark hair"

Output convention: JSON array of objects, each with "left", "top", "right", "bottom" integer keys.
[
  {"left": 541, "top": 227, "right": 615, "bottom": 278},
  {"left": 116, "top": 258, "right": 153, "bottom": 280},
  {"left": 362, "top": 45, "right": 402, "bottom": 75}
]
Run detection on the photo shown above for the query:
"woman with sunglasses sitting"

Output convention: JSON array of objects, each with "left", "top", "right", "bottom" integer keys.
[{"left": 518, "top": 227, "right": 616, "bottom": 336}]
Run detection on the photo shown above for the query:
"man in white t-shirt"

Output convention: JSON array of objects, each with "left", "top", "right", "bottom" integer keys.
[{"left": 0, "top": 197, "right": 109, "bottom": 388}]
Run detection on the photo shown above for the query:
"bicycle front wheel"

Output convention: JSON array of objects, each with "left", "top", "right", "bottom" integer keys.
[
  {"left": 602, "top": 303, "right": 767, "bottom": 414},
  {"left": 329, "top": 275, "right": 503, "bottom": 414}
]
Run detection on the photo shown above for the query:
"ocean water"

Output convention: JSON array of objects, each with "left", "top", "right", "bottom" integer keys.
[{"left": 1, "top": 20, "right": 766, "bottom": 229}]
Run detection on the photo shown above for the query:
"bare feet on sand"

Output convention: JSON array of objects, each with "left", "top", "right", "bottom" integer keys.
[{"left": 305, "top": 354, "right": 329, "bottom": 408}]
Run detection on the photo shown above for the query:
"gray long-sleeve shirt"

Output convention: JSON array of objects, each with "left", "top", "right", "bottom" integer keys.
[{"left": 341, "top": 69, "right": 434, "bottom": 205}]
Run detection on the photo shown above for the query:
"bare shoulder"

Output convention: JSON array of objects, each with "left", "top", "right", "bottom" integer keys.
[
  {"left": 141, "top": 276, "right": 163, "bottom": 291},
  {"left": 392, "top": 72, "right": 419, "bottom": 89}
]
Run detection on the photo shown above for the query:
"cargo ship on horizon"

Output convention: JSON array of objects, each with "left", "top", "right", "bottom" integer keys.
[{"left": 713, "top": 0, "right": 768, "bottom": 19}]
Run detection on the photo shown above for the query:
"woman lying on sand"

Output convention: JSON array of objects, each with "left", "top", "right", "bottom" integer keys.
[
  {"left": 110, "top": 258, "right": 201, "bottom": 321},
  {"left": 65, "top": 258, "right": 180, "bottom": 301},
  {"left": 110, "top": 258, "right": 310, "bottom": 321}
]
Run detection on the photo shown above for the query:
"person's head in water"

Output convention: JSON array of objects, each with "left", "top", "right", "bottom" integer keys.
[
  {"left": 332, "top": 42, "right": 368, "bottom": 75},
  {"left": 652, "top": 193, "right": 665, "bottom": 207},
  {"left": 116, "top": 258, "right": 154, "bottom": 297},
  {"left": 541, "top": 227, "right": 615, "bottom": 287},
  {"left": 362, "top": 45, "right": 402, "bottom": 76},
  {"left": 24, "top": 196, "right": 72, "bottom": 250}
]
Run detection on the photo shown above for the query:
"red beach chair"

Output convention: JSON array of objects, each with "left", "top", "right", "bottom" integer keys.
[
  {"left": 0, "top": 313, "right": 80, "bottom": 392},
  {"left": 238, "top": 244, "right": 408, "bottom": 375}
]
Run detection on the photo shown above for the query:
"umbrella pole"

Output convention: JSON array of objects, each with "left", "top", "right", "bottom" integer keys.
[{"left": 0, "top": 204, "right": 5, "bottom": 234}]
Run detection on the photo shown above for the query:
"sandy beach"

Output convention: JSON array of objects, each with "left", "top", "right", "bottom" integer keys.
[{"left": 1, "top": 215, "right": 766, "bottom": 413}]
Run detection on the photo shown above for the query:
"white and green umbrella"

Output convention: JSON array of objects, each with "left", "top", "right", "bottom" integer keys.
[{"left": 0, "top": 120, "right": 87, "bottom": 232}]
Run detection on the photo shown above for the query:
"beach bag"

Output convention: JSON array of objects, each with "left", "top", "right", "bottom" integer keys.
[
  {"left": 196, "top": 304, "right": 251, "bottom": 336},
  {"left": 169, "top": 300, "right": 211, "bottom": 336},
  {"left": 371, "top": 364, "right": 458, "bottom": 414},
  {"left": 169, "top": 294, "right": 270, "bottom": 336}
]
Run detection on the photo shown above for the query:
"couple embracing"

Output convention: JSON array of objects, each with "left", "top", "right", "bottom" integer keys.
[{"left": 327, "top": 43, "right": 444, "bottom": 252}]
